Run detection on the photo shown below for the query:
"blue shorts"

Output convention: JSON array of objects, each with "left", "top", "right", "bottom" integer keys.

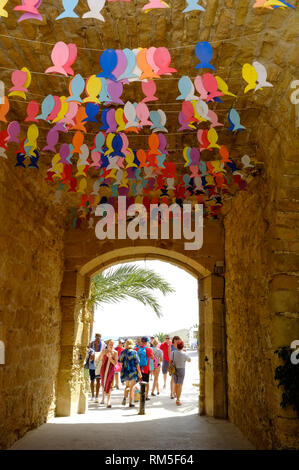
[
  {"left": 162, "top": 360, "right": 169, "bottom": 375},
  {"left": 89, "top": 369, "right": 100, "bottom": 381}
]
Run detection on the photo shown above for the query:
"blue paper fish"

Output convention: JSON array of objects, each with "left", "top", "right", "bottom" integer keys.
[
  {"left": 56, "top": 0, "right": 79, "bottom": 20},
  {"left": 177, "top": 76, "right": 193, "bottom": 100},
  {"left": 99, "top": 109, "right": 109, "bottom": 130},
  {"left": 94, "top": 131, "right": 105, "bottom": 152},
  {"left": 195, "top": 42, "right": 216, "bottom": 71},
  {"left": 228, "top": 108, "right": 246, "bottom": 131},
  {"left": 99, "top": 78, "right": 111, "bottom": 102},
  {"left": 66, "top": 74, "right": 85, "bottom": 103},
  {"left": 97, "top": 49, "right": 117, "bottom": 81},
  {"left": 28, "top": 150, "right": 40, "bottom": 169},
  {"left": 110, "top": 134, "right": 125, "bottom": 158},
  {"left": 83, "top": 103, "right": 99, "bottom": 122},
  {"left": 36, "top": 95, "right": 55, "bottom": 121},
  {"left": 183, "top": 0, "right": 205, "bottom": 12},
  {"left": 15, "top": 153, "right": 26, "bottom": 168},
  {"left": 118, "top": 48, "right": 137, "bottom": 80}
]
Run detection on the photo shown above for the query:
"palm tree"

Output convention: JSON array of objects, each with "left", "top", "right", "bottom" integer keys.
[
  {"left": 88, "top": 264, "right": 175, "bottom": 317},
  {"left": 154, "top": 332, "right": 167, "bottom": 342}
]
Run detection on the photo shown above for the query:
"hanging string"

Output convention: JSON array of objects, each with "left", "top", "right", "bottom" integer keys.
[{"left": 0, "top": 31, "right": 263, "bottom": 53}]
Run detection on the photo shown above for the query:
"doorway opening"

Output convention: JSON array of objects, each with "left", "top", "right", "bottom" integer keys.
[{"left": 87, "top": 259, "right": 200, "bottom": 416}]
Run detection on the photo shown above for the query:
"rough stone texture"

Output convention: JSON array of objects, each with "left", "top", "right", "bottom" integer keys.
[
  {"left": 0, "top": 156, "right": 66, "bottom": 449},
  {"left": 224, "top": 86, "right": 299, "bottom": 449},
  {"left": 0, "top": 0, "right": 298, "bottom": 451}
]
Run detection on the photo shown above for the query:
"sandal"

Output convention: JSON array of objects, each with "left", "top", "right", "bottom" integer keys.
[
  {"left": 176, "top": 400, "right": 182, "bottom": 406},
  {"left": 129, "top": 403, "right": 135, "bottom": 407},
  {"left": 151, "top": 392, "right": 156, "bottom": 396},
  {"left": 107, "top": 404, "right": 112, "bottom": 408}
]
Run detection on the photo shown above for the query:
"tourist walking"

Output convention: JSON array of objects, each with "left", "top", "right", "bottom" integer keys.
[
  {"left": 85, "top": 333, "right": 104, "bottom": 402},
  {"left": 171, "top": 341, "right": 191, "bottom": 406},
  {"left": 119, "top": 339, "right": 142, "bottom": 407},
  {"left": 135, "top": 337, "right": 154, "bottom": 400},
  {"left": 170, "top": 336, "right": 181, "bottom": 399},
  {"left": 151, "top": 338, "right": 163, "bottom": 396},
  {"left": 99, "top": 339, "right": 118, "bottom": 408},
  {"left": 159, "top": 335, "right": 172, "bottom": 389},
  {"left": 114, "top": 339, "right": 125, "bottom": 389}
]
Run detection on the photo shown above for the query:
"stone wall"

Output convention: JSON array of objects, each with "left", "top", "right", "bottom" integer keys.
[
  {"left": 0, "top": 157, "right": 66, "bottom": 449},
  {"left": 224, "top": 92, "right": 299, "bottom": 449}
]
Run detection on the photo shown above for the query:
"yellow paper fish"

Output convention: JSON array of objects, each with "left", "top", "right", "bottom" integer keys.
[
  {"left": 115, "top": 108, "right": 126, "bottom": 131},
  {"left": 207, "top": 128, "right": 220, "bottom": 149},
  {"left": 0, "top": 0, "right": 8, "bottom": 18},
  {"left": 53, "top": 96, "right": 68, "bottom": 123},
  {"left": 242, "top": 64, "right": 258, "bottom": 94},
  {"left": 83, "top": 75, "right": 101, "bottom": 104},
  {"left": 215, "top": 76, "right": 236, "bottom": 97},
  {"left": 263, "top": 0, "right": 287, "bottom": 7},
  {"left": 104, "top": 133, "right": 115, "bottom": 156}
]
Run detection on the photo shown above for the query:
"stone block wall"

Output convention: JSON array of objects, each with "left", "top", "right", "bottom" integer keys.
[
  {"left": 0, "top": 158, "right": 66, "bottom": 449},
  {"left": 224, "top": 92, "right": 299, "bottom": 449}
]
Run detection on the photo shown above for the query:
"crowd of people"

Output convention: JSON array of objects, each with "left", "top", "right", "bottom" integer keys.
[{"left": 84, "top": 334, "right": 191, "bottom": 409}]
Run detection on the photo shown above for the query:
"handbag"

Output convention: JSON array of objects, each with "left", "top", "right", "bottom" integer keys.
[{"left": 168, "top": 351, "right": 176, "bottom": 376}]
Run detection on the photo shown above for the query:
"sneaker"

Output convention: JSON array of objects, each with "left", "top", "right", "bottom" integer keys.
[
  {"left": 92, "top": 396, "right": 96, "bottom": 402},
  {"left": 95, "top": 397, "right": 99, "bottom": 403},
  {"left": 122, "top": 398, "right": 126, "bottom": 406}
]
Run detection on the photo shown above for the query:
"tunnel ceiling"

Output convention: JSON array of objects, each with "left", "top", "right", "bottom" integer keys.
[{"left": 1, "top": 1, "right": 298, "bottom": 216}]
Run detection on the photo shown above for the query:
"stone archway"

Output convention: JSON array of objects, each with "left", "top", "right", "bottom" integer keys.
[{"left": 56, "top": 222, "right": 227, "bottom": 420}]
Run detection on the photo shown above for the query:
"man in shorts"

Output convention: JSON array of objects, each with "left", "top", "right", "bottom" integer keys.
[
  {"left": 87, "top": 333, "right": 103, "bottom": 402},
  {"left": 159, "top": 335, "right": 172, "bottom": 389},
  {"left": 135, "top": 337, "right": 154, "bottom": 400}
]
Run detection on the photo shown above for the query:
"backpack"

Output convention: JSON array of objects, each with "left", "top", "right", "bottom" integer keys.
[{"left": 137, "top": 347, "right": 148, "bottom": 368}]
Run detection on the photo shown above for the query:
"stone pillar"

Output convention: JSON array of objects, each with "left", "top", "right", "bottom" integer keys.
[
  {"left": 198, "top": 273, "right": 227, "bottom": 418},
  {"left": 56, "top": 271, "right": 92, "bottom": 416}
]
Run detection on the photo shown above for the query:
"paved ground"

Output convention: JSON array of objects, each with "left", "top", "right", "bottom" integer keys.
[{"left": 11, "top": 351, "right": 254, "bottom": 450}]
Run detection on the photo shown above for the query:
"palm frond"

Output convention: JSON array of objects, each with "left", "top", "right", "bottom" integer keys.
[{"left": 87, "top": 263, "right": 175, "bottom": 317}]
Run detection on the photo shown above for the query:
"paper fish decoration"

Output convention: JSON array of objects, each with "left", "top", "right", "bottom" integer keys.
[
  {"left": 183, "top": 0, "right": 205, "bottom": 12},
  {"left": 82, "top": 0, "right": 105, "bottom": 21},
  {"left": 154, "top": 48, "right": 177, "bottom": 76},
  {"left": 98, "top": 49, "right": 118, "bottom": 81},
  {"left": 195, "top": 42, "right": 216, "bottom": 71},
  {"left": 8, "top": 70, "right": 28, "bottom": 99},
  {"left": 56, "top": 0, "right": 79, "bottom": 20},
  {"left": 0, "top": 96, "right": 10, "bottom": 122},
  {"left": 106, "top": 80, "right": 124, "bottom": 105},
  {"left": 112, "top": 50, "right": 127, "bottom": 81},
  {"left": 136, "top": 102, "right": 152, "bottom": 127},
  {"left": 252, "top": 61, "right": 273, "bottom": 91},
  {"left": 36, "top": 95, "right": 55, "bottom": 121},
  {"left": 142, "top": 0, "right": 170, "bottom": 11},
  {"left": 215, "top": 76, "right": 236, "bottom": 97},
  {"left": 137, "top": 48, "right": 159, "bottom": 80},
  {"left": 141, "top": 80, "right": 158, "bottom": 103},
  {"left": 67, "top": 74, "right": 85, "bottom": 103},
  {"left": 242, "top": 63, "right": 257, "bottom": 93},
  {"left": 228, "top": 108, "right": 246, "bottom": 131},
  {"left": 241, "top": 154, "right": 254, "bottom": 168},
  {"left": 0, "top": 0, "right": 8, "bottom": 17},
  {"left": 83, "top": 102, "right": 99, "bottom": 122},
  {"left": 46, "top": 42, "right": 77, "bottom": 76},
  {"left": 7, "top": 121, "right": 21, "bottom": 144},
  {"left": 177, "top": 76, "right": 193, "bottom": 101},
  {"left": 119, "top": 48, "right": 137, "bottom": 81},
  {"left": 14, "top": 0, "right": 43, "bottom": 22}
]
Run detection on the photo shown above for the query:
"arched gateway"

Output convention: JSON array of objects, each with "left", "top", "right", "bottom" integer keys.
[{"left": 56, "top": 220, "right": 227, "bottom": 419}]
